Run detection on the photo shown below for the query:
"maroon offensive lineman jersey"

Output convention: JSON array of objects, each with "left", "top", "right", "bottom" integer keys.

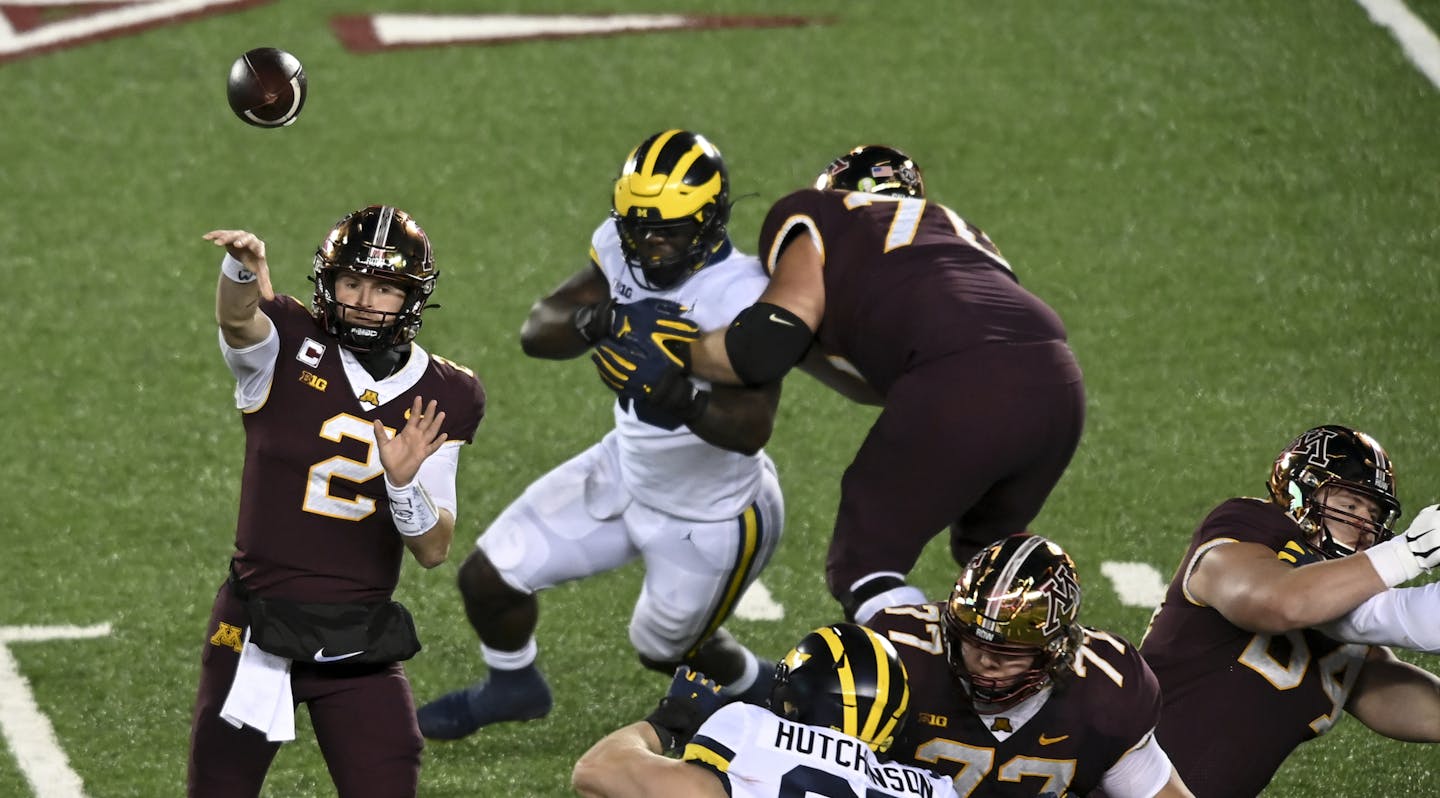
[
  {"left": 1139, "top": 498, "right": 1371, "bottom": 798},
  {"left": 870, "top": 604, "right": 1161, "bottom": 797},
  {"left": 757, "top": 189, "right": 1067, "bottom": 395},
  {"left": 230, "top": 296, "right": 485, "bottom": 603}
]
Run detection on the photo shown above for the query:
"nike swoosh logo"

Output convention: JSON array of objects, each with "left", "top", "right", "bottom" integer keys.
[
  {"left": 768, "top": 313, "right": 795, "bottom": 327},
  {"left": 1038, "top": 734, "right": 1069, "bottom": 745},
  {"left": 314, "top": 648, "right": 364, "bottom": 663}
]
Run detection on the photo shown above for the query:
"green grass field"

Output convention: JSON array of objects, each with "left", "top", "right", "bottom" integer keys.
[{"left": 3, "top": 0, "right": 1439, "bottom": 795}]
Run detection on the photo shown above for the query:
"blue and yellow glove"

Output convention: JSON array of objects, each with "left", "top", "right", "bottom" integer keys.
[{"left": 644, "top": 666, "right": 726, "bottom": 755}]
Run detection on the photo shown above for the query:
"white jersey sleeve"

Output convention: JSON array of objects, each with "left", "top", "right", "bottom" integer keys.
[
  {"left": 684, "top": 704, "right": 957, "bottom": 798},
  {"left": 1315, "top": 581, "right": 1440, "bottom": 653},
  {"left": 415, "top": 441, "right": 462, "bottom": 517},
  {"left": 1099, "top": 728, "right": 1174, "bottom": 798},
  {"left": 219, "top": 321, "right": 279, "bottom": 412}
]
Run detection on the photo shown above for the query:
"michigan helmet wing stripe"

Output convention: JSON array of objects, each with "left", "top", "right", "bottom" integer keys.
[
  {"left": 816, "top": 626, "right": 860, "bottom": 739},
  {"left": 686, "top": 505, "right": 764, "bottom": 659},
  {"left": 638, "top": 129, "right": 685, "bottom": 185},
  {"left": 860, "top": 630, "right": 907, "bottom": 749}
]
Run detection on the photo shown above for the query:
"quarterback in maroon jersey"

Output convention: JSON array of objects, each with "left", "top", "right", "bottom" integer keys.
[
  {"left": 871, "top": 534, "right": 1193, "bottom": 798},
  {"left": 642, "top": 146, "right": 1084, "bottom": 624},
  {"left": 1140, "top": 425, "right": 1440, "bottom": 797},
  {"left": 187, "top": 206, "right": 486, "bottom": 797}
]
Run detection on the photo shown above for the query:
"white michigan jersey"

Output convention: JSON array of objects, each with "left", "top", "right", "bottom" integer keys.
[
  {"left": 684, "top": 703, "right": 958, "bottom": 798},
  {"left": 591, "top": 222, "right": 774, "bottom": 520}
]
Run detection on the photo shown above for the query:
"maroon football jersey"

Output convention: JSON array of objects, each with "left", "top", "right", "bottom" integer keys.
[
  {"left": 230, "top": 296, "right": 485, "bottom": 603},
  {"left": 1139, "top": 498, "right": 1372, "bottom": 798},
  {"left": 757, "top": 189, "right": 1067, "bottom": 395},
  {"left": 870, "top": 604, "right": 1161, "bottom": 797}
]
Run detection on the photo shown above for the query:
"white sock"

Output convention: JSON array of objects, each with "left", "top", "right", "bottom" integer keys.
[
  {"left": 481, "top": 639, "right": 537, "bottom": 671},
  {"left": 853, "top": 585, "right": 929, "bottom": 626}
]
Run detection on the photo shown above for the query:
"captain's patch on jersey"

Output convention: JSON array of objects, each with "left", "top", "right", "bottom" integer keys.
[{"left": 297, "top": 338, "right": 325, "bottom": 367}]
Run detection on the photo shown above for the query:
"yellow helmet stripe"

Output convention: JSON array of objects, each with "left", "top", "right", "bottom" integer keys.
[
  {"left": 639, "top": 129, "right": 684, "bottom": 181},
  {"left": 817, "top": 626, "right": 859, "bottom": 738},
  {"left": 858, "top": 627, "right": 896, "bottom": 746}
]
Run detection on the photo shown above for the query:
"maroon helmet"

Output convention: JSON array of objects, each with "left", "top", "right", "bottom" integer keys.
[{"left": 311, "top": 205, "right": 436, "bottom": 352}]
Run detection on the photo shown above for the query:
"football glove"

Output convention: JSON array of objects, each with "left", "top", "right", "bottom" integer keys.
[
  {"left": 644, "top": 366, "right": 709, "bottom": 423},
  {"left": 645, "top": 666, "right": 726, "bottom": 755},
  {"left": 615, "top": 298, "right": 700, "bottom": 367},
  {"left": 1364, "top": 504, "right": 1440, "bottom": 586},
  {"left": 592, "top": 336, "right": 696, "bottom": 405},
  {"left": 572, "top": 298, "right": 618, "bottom": 345}
]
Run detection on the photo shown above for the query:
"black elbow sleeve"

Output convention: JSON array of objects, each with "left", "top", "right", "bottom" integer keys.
[{"left": 724, "top": 302, "right": 813, "bottom": 386}]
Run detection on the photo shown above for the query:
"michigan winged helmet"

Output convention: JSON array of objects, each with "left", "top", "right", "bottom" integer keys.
[
  {"left": 768, "top": 623, "right": 910, "bottom": 753},
  {"left": 611, "top": 129, "right": 731, "bottom": 290}
]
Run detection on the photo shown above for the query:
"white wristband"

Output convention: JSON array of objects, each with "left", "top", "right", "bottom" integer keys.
[
  {"left": 1363, "top": 536, "right": 1423, "bottom": 587},
  {"left": 221, "top": 254, "right": 258, "bottom": 284},
  {"left": 385, "top": 476, "right": 440, "bottom": 537}
]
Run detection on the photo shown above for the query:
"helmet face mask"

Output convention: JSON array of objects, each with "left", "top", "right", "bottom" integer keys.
[
  {"left": 612, "top": 129, "right": 730, "bottom": 291},
  {"left": 769, "top": 624, "right": 909, "bottom": 753},
  {"left": 943, "top": 535, "right": 1082, "bottom": 714},
  {"left": 312, "top": 205, "right": 436, "bottom": 352},
  {"left": 1268, "top": 425, "right": 1401, "bottom": 558},
  {"left": 815, "top": 145, "right": 925, "bottom": 198}
]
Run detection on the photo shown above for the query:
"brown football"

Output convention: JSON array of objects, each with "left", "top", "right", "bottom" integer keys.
[{"left": 226, "top": 47, "right": 307, "bottom": 128}]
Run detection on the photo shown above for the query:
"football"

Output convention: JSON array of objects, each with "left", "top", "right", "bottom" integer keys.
[{"left": 226, "top": 47, "right": 307, "bottom": 128}]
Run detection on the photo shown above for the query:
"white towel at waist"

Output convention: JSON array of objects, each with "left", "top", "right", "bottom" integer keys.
[{"left": 219, "top": 626, "right": 295, "bottom": 742}]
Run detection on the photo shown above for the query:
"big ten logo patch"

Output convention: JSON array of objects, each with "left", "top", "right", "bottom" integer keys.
[{"left": 300, "top": 371, "right": 328, "bottom": 391}]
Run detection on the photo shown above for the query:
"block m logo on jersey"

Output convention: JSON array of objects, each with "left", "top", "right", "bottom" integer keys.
[{"left": 0, "top": 1, "right": 273, "bottom": 65}]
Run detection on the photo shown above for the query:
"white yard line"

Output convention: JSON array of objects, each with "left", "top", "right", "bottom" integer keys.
[
  {"left": 0, "top": 624, "right": 112, "bottom": 798},
  {"left": 1355, "top": 0, "right": 1440, "bottom": 90},
  {"left": 735, "top": 579, "right": 784, "bottom": 621},
  {"left": 1099, "top": 562, "right": 1169, "bottom": 610}
]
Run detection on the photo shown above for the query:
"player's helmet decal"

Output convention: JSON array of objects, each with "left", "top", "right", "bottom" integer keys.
[
  {"left": 612, "top": 129, "right": 731, "bottom": 291},
  {"left": 769, "top": 623, "right": 910, "bottom": 753},
  {"left": 815, "top": 145, "right": 925, "bottom": 198},
  {"left": 944, "top": 535, "right": 1084, "bottom": 713},
  {"left": 311, "top": 205, "right": 437, "bottom": 352},
  {"left": 1267, "top": 424, "right": 1400, "bottom": 558}
]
